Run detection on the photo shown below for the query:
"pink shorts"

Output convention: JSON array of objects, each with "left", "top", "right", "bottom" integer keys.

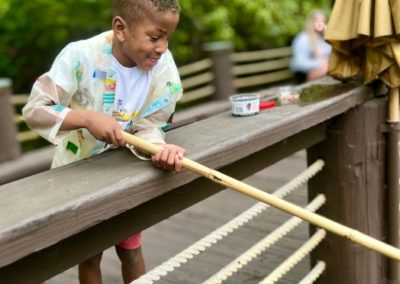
[{"left": 117, "top": 233, "right": 142, "bottom": 250}]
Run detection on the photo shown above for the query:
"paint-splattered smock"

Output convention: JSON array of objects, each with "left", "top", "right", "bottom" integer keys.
[{"left": 22, "top": 31, "right": 182, "bottom": 168}]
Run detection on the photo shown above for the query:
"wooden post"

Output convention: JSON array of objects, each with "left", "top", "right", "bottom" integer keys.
[
  {"left": 307, "top": 98, "right": 387, "bottom": 284},
  {"left": 203, "top": 41, "right": 235, "bottom": 100},
  {"left": 386, "top": 87, "right": 400, "bottom": 282},
  {"left": 0, "top": 79, "right": 21, "bottom": 162}
]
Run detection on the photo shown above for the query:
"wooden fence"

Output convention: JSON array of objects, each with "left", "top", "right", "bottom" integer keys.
[{"left": 0, "top": 80, "right": 393, "bottom": 284}]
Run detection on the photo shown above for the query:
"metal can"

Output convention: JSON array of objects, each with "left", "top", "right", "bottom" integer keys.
[{"left": 229, "top": 93, "right": 260, "bottom": 116}]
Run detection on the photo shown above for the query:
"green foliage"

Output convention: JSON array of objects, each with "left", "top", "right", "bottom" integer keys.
[
  {"left": 172, "top": 0, "right": 235, "bottom": 62},
  {"left": 171, "top": 0, "right": 332, "bottom": 63},
  {"left": 0, "top": 0, "right": 110, "bottom": 92},
  {"left": 0, "top": 0, "right": 332, "bottom": 92},
  {"left": 0, "top": 0, "right": 10, "bottom": 17}
]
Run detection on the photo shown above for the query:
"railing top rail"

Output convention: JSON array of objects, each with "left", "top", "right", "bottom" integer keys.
[
  {"left": 0, "top": 81, "right": 371, "bottom": 268},
  {"left": 231, "top": 46, "right": 292, "bottom": 63},
  {"left": 10, "top": 94, "right": 29, "bottom": 105},
  {"left": 0, "top": 78, "right": 12, "bottom": 89},
  {"left": 178, "top": 58, "right": 213, "bottom": 77}
]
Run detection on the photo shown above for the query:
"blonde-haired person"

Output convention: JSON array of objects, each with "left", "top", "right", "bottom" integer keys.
[
  {"left": 290, "top": 10, "right": 332, "bottom": 84},
  {"left": 23, "top": 0, "right": 184, "bottom": 283}
]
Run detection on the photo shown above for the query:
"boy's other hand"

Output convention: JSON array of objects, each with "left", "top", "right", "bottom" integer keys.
[
  {"left": 86, "top": 111, "right": 125, "bottom": 146},
  {"left": 152, "top": 144, "right": 186, "bottom": 172},
  {"left": 61, "top": 110, "right": 125, "bottom": 147}
]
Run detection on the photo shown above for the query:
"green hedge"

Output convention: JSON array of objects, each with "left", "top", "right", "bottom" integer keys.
[{"left": 0, "top": 0, "right": 332, "bottom": 93}]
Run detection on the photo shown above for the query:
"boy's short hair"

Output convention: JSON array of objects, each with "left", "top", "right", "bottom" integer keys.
[{"left": 112, "top": 0, "right": 180, "bottom": 25}]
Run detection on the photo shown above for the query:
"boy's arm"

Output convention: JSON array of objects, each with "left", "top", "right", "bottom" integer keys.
[
  {"left": 60, "top": 109, "right": 125, "bottom": 147},
  {"left": 22, "top": 76, "right": 73, "bottom": 145},
  {"left": 132, "top": 110, "right": 185, "bottom": 172},
  {"left": 131, "top": 50, "right": 185, "bottom": 171},
  {"left": 22, "top": 42, "right": 89, "bottom": 145}
]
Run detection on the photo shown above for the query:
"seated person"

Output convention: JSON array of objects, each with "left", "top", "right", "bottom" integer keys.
[{"left": 290, "top": 10, "right": 332, "bottom": 84}]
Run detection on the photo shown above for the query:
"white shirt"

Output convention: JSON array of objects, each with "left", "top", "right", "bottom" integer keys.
[{"left": 111, "top": 55, "right": 154, "bottom": 130}]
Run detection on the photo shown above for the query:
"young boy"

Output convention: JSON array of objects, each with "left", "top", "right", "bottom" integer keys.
[{"left": 22, "top": 0, "right": 185, "bottom": 283}]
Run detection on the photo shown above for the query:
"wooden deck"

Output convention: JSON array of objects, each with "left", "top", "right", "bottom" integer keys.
[{"left": 45, "top": 150, "right": 310, "bottom": 284}]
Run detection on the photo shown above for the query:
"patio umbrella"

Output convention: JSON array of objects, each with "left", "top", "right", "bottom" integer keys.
[
  {"left": 326, "top": 0, "right": 400, "bottom": 89},
  {"left": 325, "top": 0, "right": 400, "bottom": 280}
]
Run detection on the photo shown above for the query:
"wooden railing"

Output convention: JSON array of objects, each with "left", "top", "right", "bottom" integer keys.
[
  {"left": 231, "top": 46, "right": 292, "bottom": 89},
  {"left": 0, "top": 80, "right": 390, "bottom": 283},
  {"left": 179, "top": 45, "right": 293, "bottom": 104},
  {"left": 10, "top": 94, "right": 40, "bottom": 144},
  {"left": 178, "top": 58, "right": 215, "bottom": 104}
]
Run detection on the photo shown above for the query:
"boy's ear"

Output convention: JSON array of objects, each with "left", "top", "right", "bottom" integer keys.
[{"left": 112, "top": 16, "right": 128, "bottom": 42}]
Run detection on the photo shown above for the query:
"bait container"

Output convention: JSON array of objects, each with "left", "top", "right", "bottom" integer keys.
[{"left": 229, "top": 93, "right": 260, "bottom": 116}]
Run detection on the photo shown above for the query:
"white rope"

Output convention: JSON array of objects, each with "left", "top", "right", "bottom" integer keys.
[
  {"left": 298, "top": 261, "right": 326, "bottom": 284},
  {"left": 203, "top": 194, "right": 326, "bottom": 284},
  {"left": 131, "top": 159, "right": 324, "bottom": 284},
  {"left": 259, "top": 229, "right": 326, "bottom": 284}
]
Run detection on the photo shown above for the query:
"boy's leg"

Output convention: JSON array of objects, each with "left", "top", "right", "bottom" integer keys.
[
  {"left": 79, "top": 253, "right": 103, "bottom": 284},
  {"left": 115, "top": 246, "right": 145, "bottom": 283},
  {"left": 115, "top": 233, "right": 145, "bottom": 283}
]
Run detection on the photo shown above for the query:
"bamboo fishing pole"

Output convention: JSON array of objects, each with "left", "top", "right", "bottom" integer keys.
[{"left": 122, "top": 131, "right": 400, "bottom": 261}]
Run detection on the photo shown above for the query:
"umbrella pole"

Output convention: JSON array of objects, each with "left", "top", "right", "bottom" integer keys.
[
  {"left": 122, "top": 131, "right": 400, "bottom": 261},
  {"left": 387, "top": 87, "right": 400, "bottom": 280}
]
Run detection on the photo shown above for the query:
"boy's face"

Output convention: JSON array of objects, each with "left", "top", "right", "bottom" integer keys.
[{"left": 113, "top": 11, "right": 179, "bottom": 70}]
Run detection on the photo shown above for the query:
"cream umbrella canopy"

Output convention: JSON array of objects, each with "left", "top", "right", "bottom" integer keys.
[
  {"left": 326, "top": 0, "right": 400, "bottom": 91},
  {"left": 325, "top": 0, "right": 400, "bottom": 281}
]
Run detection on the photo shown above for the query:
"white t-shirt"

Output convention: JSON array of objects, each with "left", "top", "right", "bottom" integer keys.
[{"left": 111, "top": 55, "right": 154, "bottom": 129}]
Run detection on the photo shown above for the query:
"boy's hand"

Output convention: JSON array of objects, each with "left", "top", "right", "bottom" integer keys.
[
  {"left": 151, "top": 144, "right": 186, "bottom": 172},
  {"left": 86, "top": 111, "right": 125, "bottom": 146},
  {"left": 61, "top": 110, "right": 125, "bottom": 147}
]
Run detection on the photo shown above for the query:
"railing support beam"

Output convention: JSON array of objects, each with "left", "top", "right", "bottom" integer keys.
[
  {"left": 203, "top": 41, "right": 235, "bottom": 100},
  {"left": 0, "top": 79, "right": 21, "bottom": 161},
  {"left": 307, "top": 98, "right": 387, "bottom": 284}
]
